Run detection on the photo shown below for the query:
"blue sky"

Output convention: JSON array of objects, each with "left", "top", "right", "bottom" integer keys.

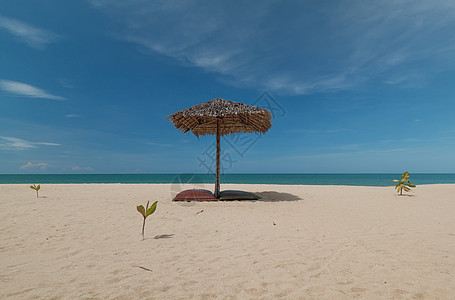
[{"left": 1, "top": 0, "right": 455, "bottom": 174}]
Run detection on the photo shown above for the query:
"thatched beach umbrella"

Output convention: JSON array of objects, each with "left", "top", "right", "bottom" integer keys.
[{"left": 167, "top": 98, "right": 272, "bottom": 198}]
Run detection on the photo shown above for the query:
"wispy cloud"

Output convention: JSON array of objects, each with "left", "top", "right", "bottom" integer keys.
[
  {"left": 0, "top": 16, "right": 60, "bottom": 49},
  {"left": 36, "top": 142, "right": 61, "bottom": 146},
  {"left": 65, "top": 114, "right": 80, "bottom": 118},
  {"left": 0, "top": 136, "right": 60, "bottom": 150},
  {"left": 90, "top": 0, "right": 455, "bottom": 95},
  {"left": 0, "top": 80, "right": 65, "bottom": 101},
  {"left": 19, "top": 162, "right": 49, "bottom": 170}
]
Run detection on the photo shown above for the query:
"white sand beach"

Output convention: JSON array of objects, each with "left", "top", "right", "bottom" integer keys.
[{"left": 1, "top": 183, "right": 454, "bottom": 299}]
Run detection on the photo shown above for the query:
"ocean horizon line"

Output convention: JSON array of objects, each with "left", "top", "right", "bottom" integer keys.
[
  {"left": 1, "top": 173, "right": 455, "bottom": 186},
  {"left": 2, "top": 172, "right": 455, "bottom": 175}
]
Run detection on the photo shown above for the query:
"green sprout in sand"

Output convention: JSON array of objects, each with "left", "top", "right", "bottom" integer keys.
[
  {"left": 393, "top": 172, "right": 416, "bottom": 195},
  {"left": 137, "top": 201, "right": 158, "bottom": 240},
  {"left": 30, "top": 184, "right": 41, "bottom": 198}
]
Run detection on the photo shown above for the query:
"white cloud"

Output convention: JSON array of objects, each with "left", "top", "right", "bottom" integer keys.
[
  {"left": 0, "top": 80, "right": 65, "bottom": 101},
  {"left": 90, "top": 0, "right": 455, "bottom": 95},
  {"left": 0, "top": 16, "right": 60, "bottom": 49},
  {"left": 0, "top": 136, "right": 60, "bottom": 150},
  {"left": 20, "top": 162, "right": 49, "bottom": 170},
  {"left": 0, "top": 136, "right": 36, "bottom": 150},
  {"left": 65, "top": 114, "right": 80, "bottom": 118},
  {"left": 36, "top": 142, "right": 61, "bottom": 146}
]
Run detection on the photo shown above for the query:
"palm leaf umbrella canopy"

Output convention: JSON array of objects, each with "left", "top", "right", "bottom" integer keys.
[{"left": 167, "top": 98, "right": 272, "bottom": 198}]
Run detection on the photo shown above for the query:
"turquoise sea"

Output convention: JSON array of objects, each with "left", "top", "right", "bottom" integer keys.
[{"left": 1, "top": 173, "right": 455, "bottom": 186}]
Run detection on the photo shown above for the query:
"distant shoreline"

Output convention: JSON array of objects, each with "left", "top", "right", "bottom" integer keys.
[
  {"left": 1, "top": 173, "right": 455, "bottom": 186},
  {"left": 2, "top": 183, "right": 455, "bottom": 187}
]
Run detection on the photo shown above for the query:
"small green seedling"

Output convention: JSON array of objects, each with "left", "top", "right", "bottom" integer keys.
[
  {"left": 393, "top": 172, "right": 416, "bottom": 195},
  {"left": 30, "top": 184, "right": 41, "bottom": 198},
  {"left": 137, "top": 201, "right": 158, "bottom": 240}
]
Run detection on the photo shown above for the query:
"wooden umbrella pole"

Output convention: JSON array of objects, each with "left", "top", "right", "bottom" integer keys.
[{"left": 215, "top": 119, "right": 221, "bottom": 198}]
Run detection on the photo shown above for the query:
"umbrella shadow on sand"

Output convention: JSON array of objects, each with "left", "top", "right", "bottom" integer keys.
[{"left": 249, "top": 191, "right": 302, "bottom": 202}]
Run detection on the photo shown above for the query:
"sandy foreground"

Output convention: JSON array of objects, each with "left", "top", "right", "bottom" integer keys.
[{"left": 1, "top": 183, "right": 454, "bottom": 299}]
